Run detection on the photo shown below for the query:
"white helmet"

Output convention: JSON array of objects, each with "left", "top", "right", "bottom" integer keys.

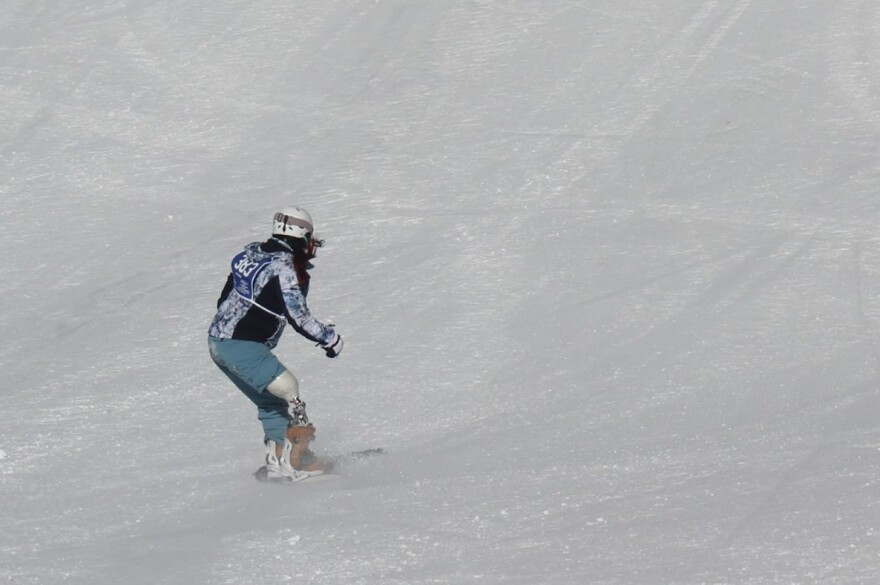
[{"left": 272, "top": 207, "right": 314, "bottom": 240}]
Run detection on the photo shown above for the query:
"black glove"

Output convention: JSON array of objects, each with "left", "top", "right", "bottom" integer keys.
[{"left": 322, "top": 333, "right": 343, "bottom": 358}]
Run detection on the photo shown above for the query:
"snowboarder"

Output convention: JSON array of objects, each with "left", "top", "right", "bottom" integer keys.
[{"left": 207, "top": 207, "right": 343, "bottom": 482}]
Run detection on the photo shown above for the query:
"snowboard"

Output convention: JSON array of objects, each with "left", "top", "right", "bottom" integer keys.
[
  {"left": 254, "top": 448, "right": 386, "bottom": 485},
  {"left": 253, "top": 466, "right": 340, "bottom": 485}
]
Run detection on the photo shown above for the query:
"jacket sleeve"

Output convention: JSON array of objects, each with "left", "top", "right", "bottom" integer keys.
[
  {"left": 277, "top": 264, "right": 336, "bottom": 345},
  {"left": 217, "top": 274, "right": 233, "bottom": 308}
]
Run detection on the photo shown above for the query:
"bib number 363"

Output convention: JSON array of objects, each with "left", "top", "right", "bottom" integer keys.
[{"left": 231, "top": 252, "right": 272, "bottom": 300}]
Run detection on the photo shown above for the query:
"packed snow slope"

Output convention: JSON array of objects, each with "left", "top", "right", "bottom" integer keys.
[{"left": 3, "top": 1, "right": 880, "bottom": 583}]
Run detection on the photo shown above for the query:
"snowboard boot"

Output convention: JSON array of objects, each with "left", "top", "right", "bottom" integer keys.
[
  {"left": 264, "top": 440, "right": 311, "bottom": 483},
  {"left": 285, "top": 425, "right": 326, "bottom": 473}
]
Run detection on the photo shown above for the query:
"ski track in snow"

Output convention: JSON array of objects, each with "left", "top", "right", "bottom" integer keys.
[{"left": 3, "top": 1, "right": 880, "bottom": 584}]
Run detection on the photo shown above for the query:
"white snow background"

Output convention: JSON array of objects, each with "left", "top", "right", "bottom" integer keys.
[{"left": 2, "top": 1, "right": 880, "bottom": 583}]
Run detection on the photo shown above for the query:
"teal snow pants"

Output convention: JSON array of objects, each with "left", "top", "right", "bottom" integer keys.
[{"left": 208, "top": 336, "right": 289, "bottom": 446}]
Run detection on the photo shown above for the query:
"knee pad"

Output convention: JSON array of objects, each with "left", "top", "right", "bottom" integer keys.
[{"left": 266, "top": 370, "right": 299, "bottom": 402}]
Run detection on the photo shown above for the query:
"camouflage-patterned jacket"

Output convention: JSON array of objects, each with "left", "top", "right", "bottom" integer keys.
[{"left": 208, "top": 238, "right": 336, "bottom": 349}]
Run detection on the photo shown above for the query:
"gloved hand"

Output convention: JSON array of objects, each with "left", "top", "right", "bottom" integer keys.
[{"left": 322, "top": 333, "right": 343, "bottom": 358}]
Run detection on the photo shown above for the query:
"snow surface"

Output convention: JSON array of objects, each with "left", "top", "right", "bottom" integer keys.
[{"left": 2, "top": 1, "right": 880, "bottom": 583}]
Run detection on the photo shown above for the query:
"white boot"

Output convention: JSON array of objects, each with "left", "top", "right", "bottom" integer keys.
[
  {"left": 264, "top": 440, "right": 282, "bottom": 477},
  {"left": 264, "top": 440, "right": 308, "bottom": 482},
  {"left": 280, "top": 439, "right": 324, "bottom": 479},
  {"left": 264, "top": 440, "right": 321, "bottom": 482}
]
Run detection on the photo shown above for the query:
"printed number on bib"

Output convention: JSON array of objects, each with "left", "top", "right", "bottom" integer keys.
[{"left": 231, "top": 252, "right": 273, "bottom": 301}]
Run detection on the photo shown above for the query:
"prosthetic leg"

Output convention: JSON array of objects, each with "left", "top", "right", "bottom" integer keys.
[{"left": 266, "top": 370, "right": 326, "bottom": 474}]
